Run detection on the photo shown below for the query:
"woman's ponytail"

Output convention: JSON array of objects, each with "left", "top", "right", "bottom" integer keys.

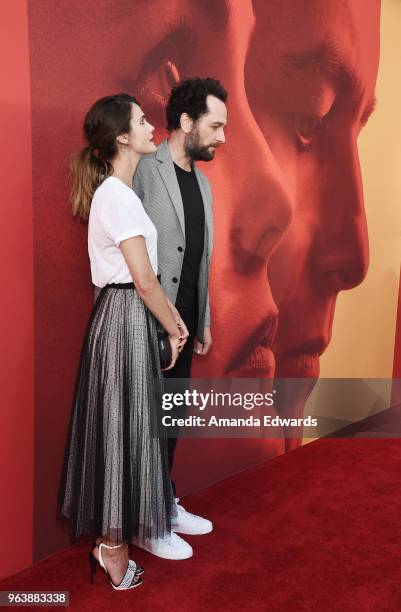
[
  {"left": 70, "top": 146, "right": 109, "bottom": 220},
  {"left": 69, "top": 93, "right": 139, "bottom": 220}
]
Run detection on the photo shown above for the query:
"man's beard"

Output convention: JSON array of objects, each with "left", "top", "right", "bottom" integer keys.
[{"left": 184, "top": 126, "right": 215, "bottom": 162}]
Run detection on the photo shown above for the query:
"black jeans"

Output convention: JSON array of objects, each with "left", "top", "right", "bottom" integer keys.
[{"left": 163, "top": 295, "right": 199, "bottom": 495}]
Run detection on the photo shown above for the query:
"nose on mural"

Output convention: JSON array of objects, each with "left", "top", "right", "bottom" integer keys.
[
  {"left": 226, "top": 112, "right": 293, "bottom": 275},
  {"left": 313, "top": 142, "right": 369, "bottom": 294}
]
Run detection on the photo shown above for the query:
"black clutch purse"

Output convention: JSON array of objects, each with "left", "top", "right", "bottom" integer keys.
[
  {"left": 156, "top": 274, "right": 172, "bottom": 369},
  {"left": 157, "top": 323, "right": 172, "bottom": 369}
]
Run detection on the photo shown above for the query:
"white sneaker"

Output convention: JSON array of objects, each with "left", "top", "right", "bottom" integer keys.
[
  {"left": 131, "top": 532, "right": 193, "bottom": 560},
  {"left": 172, "top": 498, "right": 213, "bottom": 535}
]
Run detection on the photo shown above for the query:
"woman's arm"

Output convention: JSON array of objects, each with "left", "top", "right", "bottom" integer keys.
[
  {"left": 120, "top": 236, "right": 187, "bottom": 369},
  {"left": 120, "top": 236, "right": 180, "bottom": 337},
  {"left": 166, "top": 297, "right": 189, "bottom": 341}
]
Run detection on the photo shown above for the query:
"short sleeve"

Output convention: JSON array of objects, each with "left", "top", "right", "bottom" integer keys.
[{"left": 100, "top": 184, "right": 145, "bottom": 247}]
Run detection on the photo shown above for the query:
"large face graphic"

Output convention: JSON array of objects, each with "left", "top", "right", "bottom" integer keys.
[
  {"left": 241, "top": 0, "right": 380, "bottom": 439},
  {"left": 194, "top": 0, "right": 380, "bottom": 393},
  {"left": 30, "top": 0, "right": 380, "bottom": 427},
  {"left": 246, "top": 0, "right": 380, "bottom": 383}
]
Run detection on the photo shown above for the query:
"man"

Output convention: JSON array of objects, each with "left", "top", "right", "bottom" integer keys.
[{"left": 133, "top": 77, "right": 228, "bottom": 559}]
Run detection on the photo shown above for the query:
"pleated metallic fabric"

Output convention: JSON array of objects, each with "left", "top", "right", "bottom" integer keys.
[{"left": 57, "top": 284, "right": 176, "bottom": 543}]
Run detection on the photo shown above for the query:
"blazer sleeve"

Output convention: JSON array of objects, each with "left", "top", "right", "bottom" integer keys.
[
  {"left": 205, "top": 290, "right": 211, "bottom": 327},
  {"left": 133, "top": 159, "right": 145, "bottom": 201},
  {"left": 205, "top": 175, "right": 212, "bottom": 328}
]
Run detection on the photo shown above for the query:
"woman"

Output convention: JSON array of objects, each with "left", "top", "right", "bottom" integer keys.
[{"left": 57, "top": 94, "right": 188, "bottom": 591}]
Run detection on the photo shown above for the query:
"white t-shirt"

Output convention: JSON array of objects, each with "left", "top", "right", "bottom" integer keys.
[{"left": 88, "top": 176, "right": 158, "bottom": 287}]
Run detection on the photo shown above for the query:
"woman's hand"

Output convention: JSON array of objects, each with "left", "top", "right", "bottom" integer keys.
[
  {"left": 166, "top": 298, "right": 189, "bottom": 352},
  {"left": 162, "top": 334, "right": 182, "bottom": 371}
]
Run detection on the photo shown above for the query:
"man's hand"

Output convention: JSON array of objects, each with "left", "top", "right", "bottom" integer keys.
[
  {"left": 194, "top": 326, "right": 212, "bottom": 356},
  {"left": 166, "top": 298, "right": 189, "bottom": 352}
]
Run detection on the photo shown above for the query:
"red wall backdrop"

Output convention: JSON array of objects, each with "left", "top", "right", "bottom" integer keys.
[
  {"left": 0, "top": 0, "right": 34, "bottom": 580},
  {"left": 3, "top": 0, "right": 401, "bottom": 580}
]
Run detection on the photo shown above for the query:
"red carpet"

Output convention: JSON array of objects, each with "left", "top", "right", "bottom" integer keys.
[{"left": 2, "top": 438, "right": 401, "bottom": 611}]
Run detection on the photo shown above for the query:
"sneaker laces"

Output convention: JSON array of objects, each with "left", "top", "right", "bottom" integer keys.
[
  {"left": 162, "top": 532, "right": 185, "bottom": 548},
  {"left": 175, "top": 500, "right": 201, "bottom": 522}
]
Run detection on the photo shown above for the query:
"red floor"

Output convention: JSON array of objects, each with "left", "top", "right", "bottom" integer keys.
[{"left": 2, "top": 438, "right": 401, "bottom": 611}]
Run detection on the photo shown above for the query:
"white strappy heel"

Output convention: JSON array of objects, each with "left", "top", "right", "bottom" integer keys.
[{"left": 88, "top": 542, "right": 143, "bottom": 590}]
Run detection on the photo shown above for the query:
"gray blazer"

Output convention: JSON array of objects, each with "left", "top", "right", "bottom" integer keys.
[{"left": 133, "top": 139, "right": 213, "bottom": 342}]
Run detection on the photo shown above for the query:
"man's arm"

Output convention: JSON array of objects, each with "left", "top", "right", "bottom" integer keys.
[
  {"left": 205, "top": 176, "right": 212, "bottom": 328},
  {"left": 194, "top": 324, "right": 212, "bottom": 355},
  {"left": 205, "top": 290, "right": 211, "bottom": 327},
  {"left": 194, "top": 292, "right": 211, "bottom": 355},
  {"left": 194, "top": 173, "right": 213, "bottom": 354}
]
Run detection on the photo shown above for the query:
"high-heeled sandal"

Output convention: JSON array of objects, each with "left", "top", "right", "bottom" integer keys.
[
  {"left": 88, "top": 542, "right": 143, "bottom": 590},
  {"left": 91, "top": 542, "right": 144, "bottom": 576}
]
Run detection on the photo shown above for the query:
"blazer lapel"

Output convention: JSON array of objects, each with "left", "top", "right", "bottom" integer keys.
[{"left": 156, "top": 141, "right": 186, "bottom": 239}]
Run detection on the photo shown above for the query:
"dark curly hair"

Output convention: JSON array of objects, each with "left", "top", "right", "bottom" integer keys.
[{"left": 166, "top": 77, "right": 227, "bottom": 131}]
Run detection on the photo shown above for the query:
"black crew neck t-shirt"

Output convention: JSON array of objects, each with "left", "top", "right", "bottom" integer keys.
[{"left": 173, "top": 162, "right": 205, "bottom": 310}]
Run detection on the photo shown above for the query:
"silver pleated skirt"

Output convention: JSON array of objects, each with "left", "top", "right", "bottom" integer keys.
[{"left": 57, "top": 283, "right": 176, "bottom": 543}]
